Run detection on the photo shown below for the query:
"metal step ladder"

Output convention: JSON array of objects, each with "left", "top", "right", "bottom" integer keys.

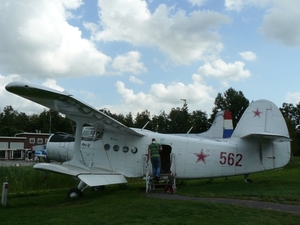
[
  {"left": 147, "top": 174, "right": 168, "bottom": 192},
  {"left": 143, "top": 153, "right": 177, "bottom": 193}
]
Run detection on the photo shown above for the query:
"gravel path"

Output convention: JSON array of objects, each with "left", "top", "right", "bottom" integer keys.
[{"left": 0, "top": 160, "right": 36, "bottom": 167}]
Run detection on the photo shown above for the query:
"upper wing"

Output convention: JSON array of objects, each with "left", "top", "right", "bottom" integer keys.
[{"left": 5, "top": 81, "right": 143, "bottom": 137}]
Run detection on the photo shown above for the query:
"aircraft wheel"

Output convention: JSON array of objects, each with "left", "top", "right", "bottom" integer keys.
[
  {"left": 67, "top": 188, "right": 83, "bottom": 198},
  {"left": 245, "top": 179, "right": 254, "bottom": 183}
]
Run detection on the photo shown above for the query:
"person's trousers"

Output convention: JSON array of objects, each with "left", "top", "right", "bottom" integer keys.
[{"left": 151, "top": 157, "right": 161, "bottom": 178}]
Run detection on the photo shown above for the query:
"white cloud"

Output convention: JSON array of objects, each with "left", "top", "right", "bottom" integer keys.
[
  {"left": 109, "top": 75, "right": 215, "bottom": 116},
  {"left": 285, "top": 92, "right": 300, "bottom": 105},
  {"left": 187, "top": 0, "right": 208, "bottom": 7},
  {"left": 198, "top": 59, "right": 251, "bottom": 82},
  {"left": 224, "top": 0, "right": 272, "bottom": 11},
  {"left": 225, "top": 0, "right": 244, "bottom": 11},
  {"left": 129, "top": 76, "right": 144, "bottom": 84},
  {"left": 239, "top": 51, "right": 257, "bottom": 61},
  {"left": 90, "top": 0, "right": 230, "bottom": 64},
  {"left": 225, "top": 1, "right": 300, "bottom": 46},
  {"left": 0, "top": 0, "right": 110, "bottom": 78},
  {"left": 42, "top": 79, "right": 65, "bottom": 92},
  {"left": 0, "top": 74, "right": 44, "bottom": 114},
  {"left": 260, "top": 0, "right": 300, "bottom": 46},
  {"left": 112, "top": 51, "right": 147, "bottom": 75}
]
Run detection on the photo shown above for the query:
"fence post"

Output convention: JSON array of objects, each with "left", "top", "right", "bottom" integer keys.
[{"left": 2, "top": 182, "right": 9, "bottom": 206}]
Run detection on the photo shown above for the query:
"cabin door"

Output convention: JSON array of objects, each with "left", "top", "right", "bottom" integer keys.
[{"left": 160, "top": 145, "right": 172, "bottom": 174}]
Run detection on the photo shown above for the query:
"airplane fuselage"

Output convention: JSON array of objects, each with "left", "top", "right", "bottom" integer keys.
[{"left": 47, "top": 128, "right": 290, "bottom": 179}]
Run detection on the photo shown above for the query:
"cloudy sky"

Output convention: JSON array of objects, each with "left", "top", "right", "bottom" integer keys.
[{"left": 1, "top": 0, "right": 300, "bottom": 118}]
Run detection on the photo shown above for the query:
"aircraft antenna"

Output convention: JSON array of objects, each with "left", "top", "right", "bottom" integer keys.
[
  {"left": 185, "top": 126, "right": 194, "bottom": 136},
  {"left": 141, "top": 121, "right": 149, "bottom": 130}
]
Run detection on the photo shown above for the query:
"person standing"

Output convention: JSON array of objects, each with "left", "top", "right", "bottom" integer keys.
[{"left": 148, "top": 138, "right": 162, "bottom": 181}]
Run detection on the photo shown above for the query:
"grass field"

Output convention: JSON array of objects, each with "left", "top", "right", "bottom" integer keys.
[{"left": 0, "top": 157, "right": 300, "bottom": 225}]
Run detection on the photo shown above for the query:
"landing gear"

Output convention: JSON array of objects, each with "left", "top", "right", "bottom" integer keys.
[
  {"left": 244, "top": 174, "right": 253, "bottom": 183},
  {"left": 67, "top": 188, "right": 83, "bottom": 198},
  {"left": 67, "top": 180, "right": 88, "bottom": 198}
]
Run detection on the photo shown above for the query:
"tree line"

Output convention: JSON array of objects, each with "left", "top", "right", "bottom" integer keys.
[{"left": 1, "top": 88, "right": 300, "bottom": 155}]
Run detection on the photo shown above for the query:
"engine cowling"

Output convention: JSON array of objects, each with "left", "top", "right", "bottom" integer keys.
[{"left": 46, "top": 132, "right": 75, "bottom": 162}]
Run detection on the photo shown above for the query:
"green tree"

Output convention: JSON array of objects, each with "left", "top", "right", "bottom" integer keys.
[
  {"left": 280, "top": 102, "right": 300, "bottom": 156},
  {"left": 284, "top": 117, "right": 300, "bottom": 156},
  {"left": 124, "top": 112, "right": 134, "bottom": 127},
  {"left": 280, "top": 103, "right": 300, "bottom": 125},
  {"left": 167, "top": 100, "right": 190, "bottom": 133},
  {"left": 15, "top": 112, "right": 30, "bottom": 133},
  {"left": 211, "top": 88, "right": 249, "bottom": 127},
  {"left": 189, "top": 110, "right": 209, "bottom": 133},
  {"left": 99, "top": 109, "right": 131, "bottom": 127},
  {"left": 152, "top": 110, "right": 169, "bottom": 133},
  {"left": 0, "top": 106, "right": 21, "bottom": 136},
  {"left": 134, "top": 110, "right": 151, "bottom": 129}
]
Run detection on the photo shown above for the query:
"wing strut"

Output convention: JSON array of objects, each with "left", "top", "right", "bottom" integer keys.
[{"left": 64, "top": 119, "right": 89, "bottom": 170}]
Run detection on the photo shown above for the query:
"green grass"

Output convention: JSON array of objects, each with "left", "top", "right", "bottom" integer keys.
[
  {"left": 176, "top": 157, "right": 300, "bottom": 205},
  {"left": 0, "top": 166, "right": 78, "bottom": 193},
  {"left": 0, "top": 157, "right": 300, "bottom": 225}
]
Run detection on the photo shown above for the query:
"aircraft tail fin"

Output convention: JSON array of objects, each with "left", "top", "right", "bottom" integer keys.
[
  {"left": 223, "top": 110, "right": 234, "bottom": 138},
  {"left": 231, "top": 99, "right": 290, "bottom": 140},
  {"left": 199, "top": 110, "right": 233, "bottom": 139}
]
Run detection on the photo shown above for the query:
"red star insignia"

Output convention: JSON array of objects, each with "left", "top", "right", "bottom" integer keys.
[
  {"left": 194, "top": 149, "right": 209, "bottom": 164},
  {"left": 253, "top": 108, "right": 262, "bottom": 118}
]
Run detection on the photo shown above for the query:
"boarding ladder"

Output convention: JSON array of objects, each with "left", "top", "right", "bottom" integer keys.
[{"left": 143, "top": 153, "right": 176, "bottom": 193}]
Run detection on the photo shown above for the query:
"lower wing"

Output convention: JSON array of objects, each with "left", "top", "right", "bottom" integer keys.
[{"left": 34, "top": 163, "right": 127, "bottom": 186}]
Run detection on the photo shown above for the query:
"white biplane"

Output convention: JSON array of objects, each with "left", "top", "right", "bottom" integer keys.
[{"left": 5, "top": 81, "right": 291, "bottom": 197}]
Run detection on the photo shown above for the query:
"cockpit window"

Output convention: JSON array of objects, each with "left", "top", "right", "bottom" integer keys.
[{"left": 82, "top": 126, "right": 103, "bottom": 140}]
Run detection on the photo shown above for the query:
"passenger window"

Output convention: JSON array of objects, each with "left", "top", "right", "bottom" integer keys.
[
  {"left": 131, "top": 147, "right": 138, "bottom": 154},
  {"left": 122, "top": 146, "right": 129, "bottom": 153},
  {"left": 113, "top": 145, "right": 119, "bottom": 152},
  {"left": 104, "top": 144, "right": 110, "bottom": 151}
]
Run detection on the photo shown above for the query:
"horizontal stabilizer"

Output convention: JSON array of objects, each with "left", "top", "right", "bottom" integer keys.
[{"left": 241, "top": 132, "right": 291, "bottom": 142}]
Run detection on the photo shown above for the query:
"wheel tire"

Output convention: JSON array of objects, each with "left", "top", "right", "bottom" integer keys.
[{"left": 67, "top": 188, "right": 83, "bottom": 198}]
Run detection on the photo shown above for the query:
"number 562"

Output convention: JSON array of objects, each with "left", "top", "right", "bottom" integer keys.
[{"left": 219, "top": 152, "right": 242, "bottom": 167}]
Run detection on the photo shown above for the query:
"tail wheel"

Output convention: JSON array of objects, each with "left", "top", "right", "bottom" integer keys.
[{"left": 67, "top": 188, "right": 83, "bottom": 198}]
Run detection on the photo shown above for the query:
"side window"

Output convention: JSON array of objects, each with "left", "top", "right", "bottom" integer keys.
[
  {"left": 104, "top": 144, "right": 110, "bottom": 151},
  {"left": 122, "top": 146, "right": 129, "bottom": 153},
  {"left": 29, "top": 138, "right": 35, "bottom": 144},
  {"left": 0, "top": 142, "right": 8, "bottom": 148},
  {"left": 131, "top": 147, "right": 138, "bottom": 154},
  {"left": 113, "top": 145, "right": 120, "bottom": 152},
  {"left": 37, "top": 138, "right": 43, "bottom": 144}
]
